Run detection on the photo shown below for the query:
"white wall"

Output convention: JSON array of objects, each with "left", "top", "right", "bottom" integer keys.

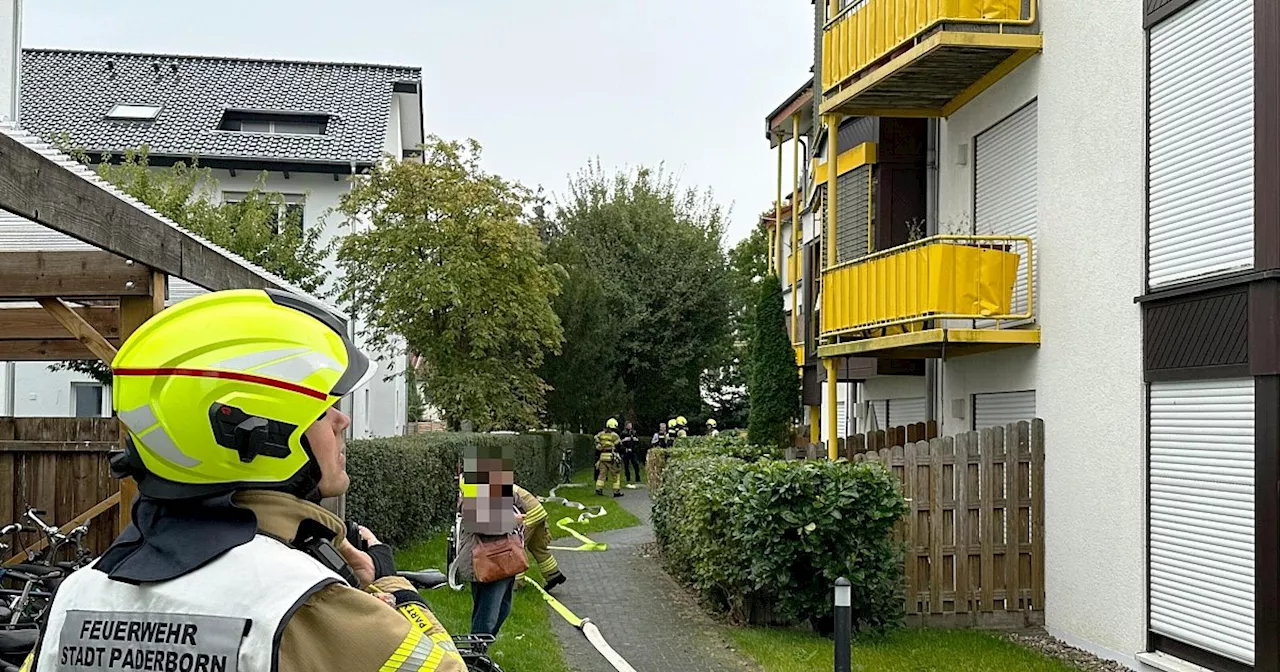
[
  {"left": 930, "top": 0, "right": 1147, "bottom": 664},
  {"left": 6, "top": 363, "right": 109, "bottom": 416}
]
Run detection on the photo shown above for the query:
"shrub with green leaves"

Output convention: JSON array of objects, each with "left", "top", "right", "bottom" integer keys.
[
  {"left": 345, "top": 431, "right": 594, "bottom": 547},
  {"left": 651, "top": 453, "right": 908, "bottom": 633}
]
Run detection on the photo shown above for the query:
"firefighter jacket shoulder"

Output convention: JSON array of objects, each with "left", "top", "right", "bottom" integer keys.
[
  {"left": 595, "top": 431, "right": 621, "bottom": 451},
  {"left": 34, "top": 491, "right": 465, "bottom": 672},
  {"left": 513, "top": 485, "right": 547, "bottom": 528}
]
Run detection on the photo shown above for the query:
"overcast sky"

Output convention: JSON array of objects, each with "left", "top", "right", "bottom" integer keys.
[{"left": 22, "top": 1, "right": 812, "bottom": 245}]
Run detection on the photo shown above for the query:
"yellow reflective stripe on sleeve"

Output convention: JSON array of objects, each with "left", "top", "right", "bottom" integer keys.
[
  {"left": 378, "top": 627, "right": 445, "bottom": 672},
  {"left": 522, "top": 503, "right": 547, "bottom": 526}
]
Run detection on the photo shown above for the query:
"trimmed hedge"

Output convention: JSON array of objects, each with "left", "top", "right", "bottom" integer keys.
[
  {"left": 345, "top": 431, "right": 594, "bottom": 547},
  {"left": 646, "top": 434, "right": 781, "bottom": 491},
  {"left": 651, "top": 438, "right": 908, "bottom": 633}
]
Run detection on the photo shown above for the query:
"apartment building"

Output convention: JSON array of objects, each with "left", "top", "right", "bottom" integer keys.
[{"left": 763, "top": 0, "right": 1275, "bottom": 669}]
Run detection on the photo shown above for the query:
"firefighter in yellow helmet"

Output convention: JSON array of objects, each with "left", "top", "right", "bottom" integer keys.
[
  {"left": 706, "top": 418, "right": 719, "bottom": 437},
  {"left": 595, "top": 418, "right": 624, "bottom": 497},
  {"left": 665, "top": 418, "right": 679, "bottom": 445},
  {"left": 676, "top": 416, "right": 689, "bottom": 438},
  {"left": 22, "top": 289, "right": 465, "bottom": 672}
]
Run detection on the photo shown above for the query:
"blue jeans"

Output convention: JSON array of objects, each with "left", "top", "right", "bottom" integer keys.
[{"left": 470, "top": 576, "right": 516, "bottom": 636}]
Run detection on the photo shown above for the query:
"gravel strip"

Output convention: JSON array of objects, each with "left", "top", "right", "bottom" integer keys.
[{"left": 1004, "top": 631, "right": 1132, "bottom": 672}]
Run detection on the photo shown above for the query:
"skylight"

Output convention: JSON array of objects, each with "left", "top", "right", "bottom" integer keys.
[{"left": 106, "top": 104, "right": 162, "bottom": 121}]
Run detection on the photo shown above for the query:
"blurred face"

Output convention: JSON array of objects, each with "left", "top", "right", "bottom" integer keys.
[
  {"left": 306, "top": 406, "right": 352, "bottom": 498},
  {"left": 461, "top": 451, "right": 517, "bottom": 535},
  {"left": 659, "top": 423, "right": 667, "bottom": 432},
  {"left": 625, "top": 422, "right": 633, "bottom": 430}
]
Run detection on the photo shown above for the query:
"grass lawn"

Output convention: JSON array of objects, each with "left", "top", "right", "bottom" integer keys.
[
  {"left": 540, "top": 468, "right": 641, "bottom": 541},
  {"left": 725, "top": 626, "right": 1080, "bottom": 672}
]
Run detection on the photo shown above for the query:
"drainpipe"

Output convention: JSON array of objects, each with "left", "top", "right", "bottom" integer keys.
[
  {"left": 3, "top": 362, "right": 14, "bottom": 416},
  {"left": 924, "top": 119, "right": 941, "bottom": 425}
]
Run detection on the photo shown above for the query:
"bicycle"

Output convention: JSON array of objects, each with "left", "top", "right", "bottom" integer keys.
[{"left": 557, "top": 442, "right": 574, "bottom": 486}]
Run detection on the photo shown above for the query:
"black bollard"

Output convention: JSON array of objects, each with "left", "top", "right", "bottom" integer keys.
[{"left": 834, "top": 577, "right": 851, "bottom": 672}]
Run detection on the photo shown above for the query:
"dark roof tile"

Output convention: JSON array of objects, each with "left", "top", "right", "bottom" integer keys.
[{"left": 19, "top": 49, "right": 421, "bottom": 165}]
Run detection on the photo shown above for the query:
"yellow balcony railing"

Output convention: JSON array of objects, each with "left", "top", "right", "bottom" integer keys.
[
  {"left": 820, "top": 235, "right": 1033, "bottom": 337},
  {"left": 821, "top": 0, "right": 1040, "bottom": 117}
]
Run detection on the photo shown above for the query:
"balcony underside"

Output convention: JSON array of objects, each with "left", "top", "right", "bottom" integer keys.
[
  {"left": 821, "top": 30, "right": 1042, "bottom": 119},
  {"left": 816, "top": 327, "right": 1040, "bottom": 360}
]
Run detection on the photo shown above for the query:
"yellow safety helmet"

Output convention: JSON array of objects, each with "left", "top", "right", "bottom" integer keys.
[
  {"left": 606, "top": 418, "right": 619, "bottom": 429},
  {"left": 706, "top": 418, "right": 717, "bottom": 427},
  {"left": 110, "top": 289, "right": 373, "bottom": 500},
  {"left": 677, "top": 416, "right": 687, "bottom": 427}
]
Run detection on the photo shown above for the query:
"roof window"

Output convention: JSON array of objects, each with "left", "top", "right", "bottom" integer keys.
[
  {"left": 219, "top": 110, "right": 330, "bottom": 136},
  {"left": 106, "top": 104, "right": 162, "bottom": 121}
]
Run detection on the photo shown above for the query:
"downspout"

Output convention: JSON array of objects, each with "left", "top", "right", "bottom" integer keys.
[
  {"left": 924, "top": 119, "right": 941, "bottom": 425},
  {"left": 791, "top": 113, "right": 800, "bottom": 345}
]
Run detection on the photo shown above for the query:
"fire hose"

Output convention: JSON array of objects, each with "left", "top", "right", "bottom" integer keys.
[{"left": 523, "top": 575, "right": 638, "bottom": 672}]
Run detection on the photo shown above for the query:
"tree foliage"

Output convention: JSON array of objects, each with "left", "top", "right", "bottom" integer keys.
[
  {"left": 50, "top": 145, "right": 332, "bottom": 383},
  {"left": 542, "top": 161, "right": 732, "bottom": 431},
  {"left": 334, "top": 137, "right": 563, "bottom": 431},
  {"left": 747, "top": 276, "right": 800, "bottom": 449},
  {"left": 705, "top": 221, "right": 771, "bottom": 429}
]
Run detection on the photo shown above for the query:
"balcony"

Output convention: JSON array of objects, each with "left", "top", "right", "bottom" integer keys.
[
  {"left": 817, "top": 235, "right": 1039, "bottom": 359},
  {"left": 821, "top": 0, "right": 1042, "bottom": 118}
]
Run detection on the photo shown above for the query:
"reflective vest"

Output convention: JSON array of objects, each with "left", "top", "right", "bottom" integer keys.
[{"left": 36, "top": 535, "right": 343, "bottom": 672}]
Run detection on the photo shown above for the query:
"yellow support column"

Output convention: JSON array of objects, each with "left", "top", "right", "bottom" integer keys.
[
  {"left": 824, "top": 358, "right": 838, "bottom": 460},
  {"left": 791, "top": 113, "right": 800, "bottom": 344},
  {"left": 809, "top": 406, "right": 821, "bottom": 445},
  {"left": 825, "top": 114, "right": 841, "bottom": 269},
  {"left": 775, "top": 132, "right": 784, "bottom": 275}
]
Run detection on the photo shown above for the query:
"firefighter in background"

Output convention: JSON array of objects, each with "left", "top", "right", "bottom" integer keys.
[
  {"left": 513, "top": 484, "right": 566, "bottom": 591},
  {"left": 676, "top": 416, "right": 689, "bottom": 438},
  {"left": 706, "top": 418, "right": 719, "bottom": 437},
  {"left": 595, "top": 418, "right": 624, "bottom": 497},
  {"left": 666, "top": 418, "right": 679, "bottom": 444}
]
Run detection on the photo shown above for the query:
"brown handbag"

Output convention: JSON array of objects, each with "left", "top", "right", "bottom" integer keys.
[{"left": 472, "top": 532, "right": 529, "bottom": 583}]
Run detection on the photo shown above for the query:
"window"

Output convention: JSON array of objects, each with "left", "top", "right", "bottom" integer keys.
[
  {"left": 219, "top": 110, "right": 329, "bottom": 135},
  {"left": 70, "top": 383, "right": 105, "bottom": 418},
  {"left": 222, "top": 192, "right": 306, "bottom": 235},
  {"left": 105, "top": 104, "right": 161, "bottom": 121}
]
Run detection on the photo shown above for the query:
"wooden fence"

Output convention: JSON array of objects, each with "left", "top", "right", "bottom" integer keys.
[
  {"left": 0, "top": 417, "right": 122, "bottom": 561},
  {"left": 847, "top": 419, "right": 1046, "bottom": 628}
]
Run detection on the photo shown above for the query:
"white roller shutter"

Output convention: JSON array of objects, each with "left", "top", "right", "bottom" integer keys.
[
  {"left": 888, "top": 397, "right": 927, "bottom": 427},
  {"left": 975, "top": 100, "right": 1037, "bottom": 324},
  {"left": 1148, "top": 0, "right": 1253, "bottom": 287},
  {"left": 973, "top": 390, "right": 1037, "bottom": 429},
  {"left": 1149, "top": 378, "right": 1255, "bottom": 665}
]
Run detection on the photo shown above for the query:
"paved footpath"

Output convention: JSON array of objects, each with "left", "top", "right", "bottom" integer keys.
[{"left": 538, "top": 487, "right": 760, "bottom": 672}]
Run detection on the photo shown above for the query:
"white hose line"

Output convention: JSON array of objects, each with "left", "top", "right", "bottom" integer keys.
[{"left": 582, "top": 621, "right": 639, "bottom": 672}]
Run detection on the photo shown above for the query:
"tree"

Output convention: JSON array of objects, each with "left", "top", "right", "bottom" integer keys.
[
  {"left": 706, "top": 221, "right": 772, "bottom": 429},
  {"left": 334, "top": 137, "right": 563, "bottom": 431},
  {"left": 49, "top": 145, "right": 332, "bottom": 383},
  {"left": 747, "top": 275, "right": 800, "bottom": 449},
  {"left": 543, "top": 161, "right": 732, "bottom": 431}
]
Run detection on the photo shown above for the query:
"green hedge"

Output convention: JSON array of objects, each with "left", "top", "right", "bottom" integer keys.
[
  {"left": 344, "top": 431, "right": 594, "bottom": 547},
  {"left": 651, "top": 443, "right": 908, "bottom": 633},
  {"left": 646, "top": 434, "right": 780, "bottom": 491}
]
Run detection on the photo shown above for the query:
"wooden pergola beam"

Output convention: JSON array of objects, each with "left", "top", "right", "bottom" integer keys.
[
  {"left": 0, "top": 130, "right": 278, "bottom": 293},
  {"left": 0, "top": 338, "right": 119, "bottom": 361},
  {"left": 0, "top": 251, "right": 151, "bottom": 299},
  {"left": 37, "top": 298, "right": 119, "bottom": 364},
  {"left": 0, "top": 306, "right": 119, "bottom": 340}
]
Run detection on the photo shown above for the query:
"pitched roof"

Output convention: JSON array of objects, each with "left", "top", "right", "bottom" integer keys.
[{"left": 19, "top": 48, "right": 421, "bottom": 166}]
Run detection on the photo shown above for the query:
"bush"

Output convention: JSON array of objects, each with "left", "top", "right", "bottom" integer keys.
[
  {"left": 647, "top": 435, "right": 781, "bottom": 490},
  {"left": 345, "top": 431, "right": 595, "bottom": 547},
  {"left": 651, "top": 453, "right": 908, "bottom": 633}
]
